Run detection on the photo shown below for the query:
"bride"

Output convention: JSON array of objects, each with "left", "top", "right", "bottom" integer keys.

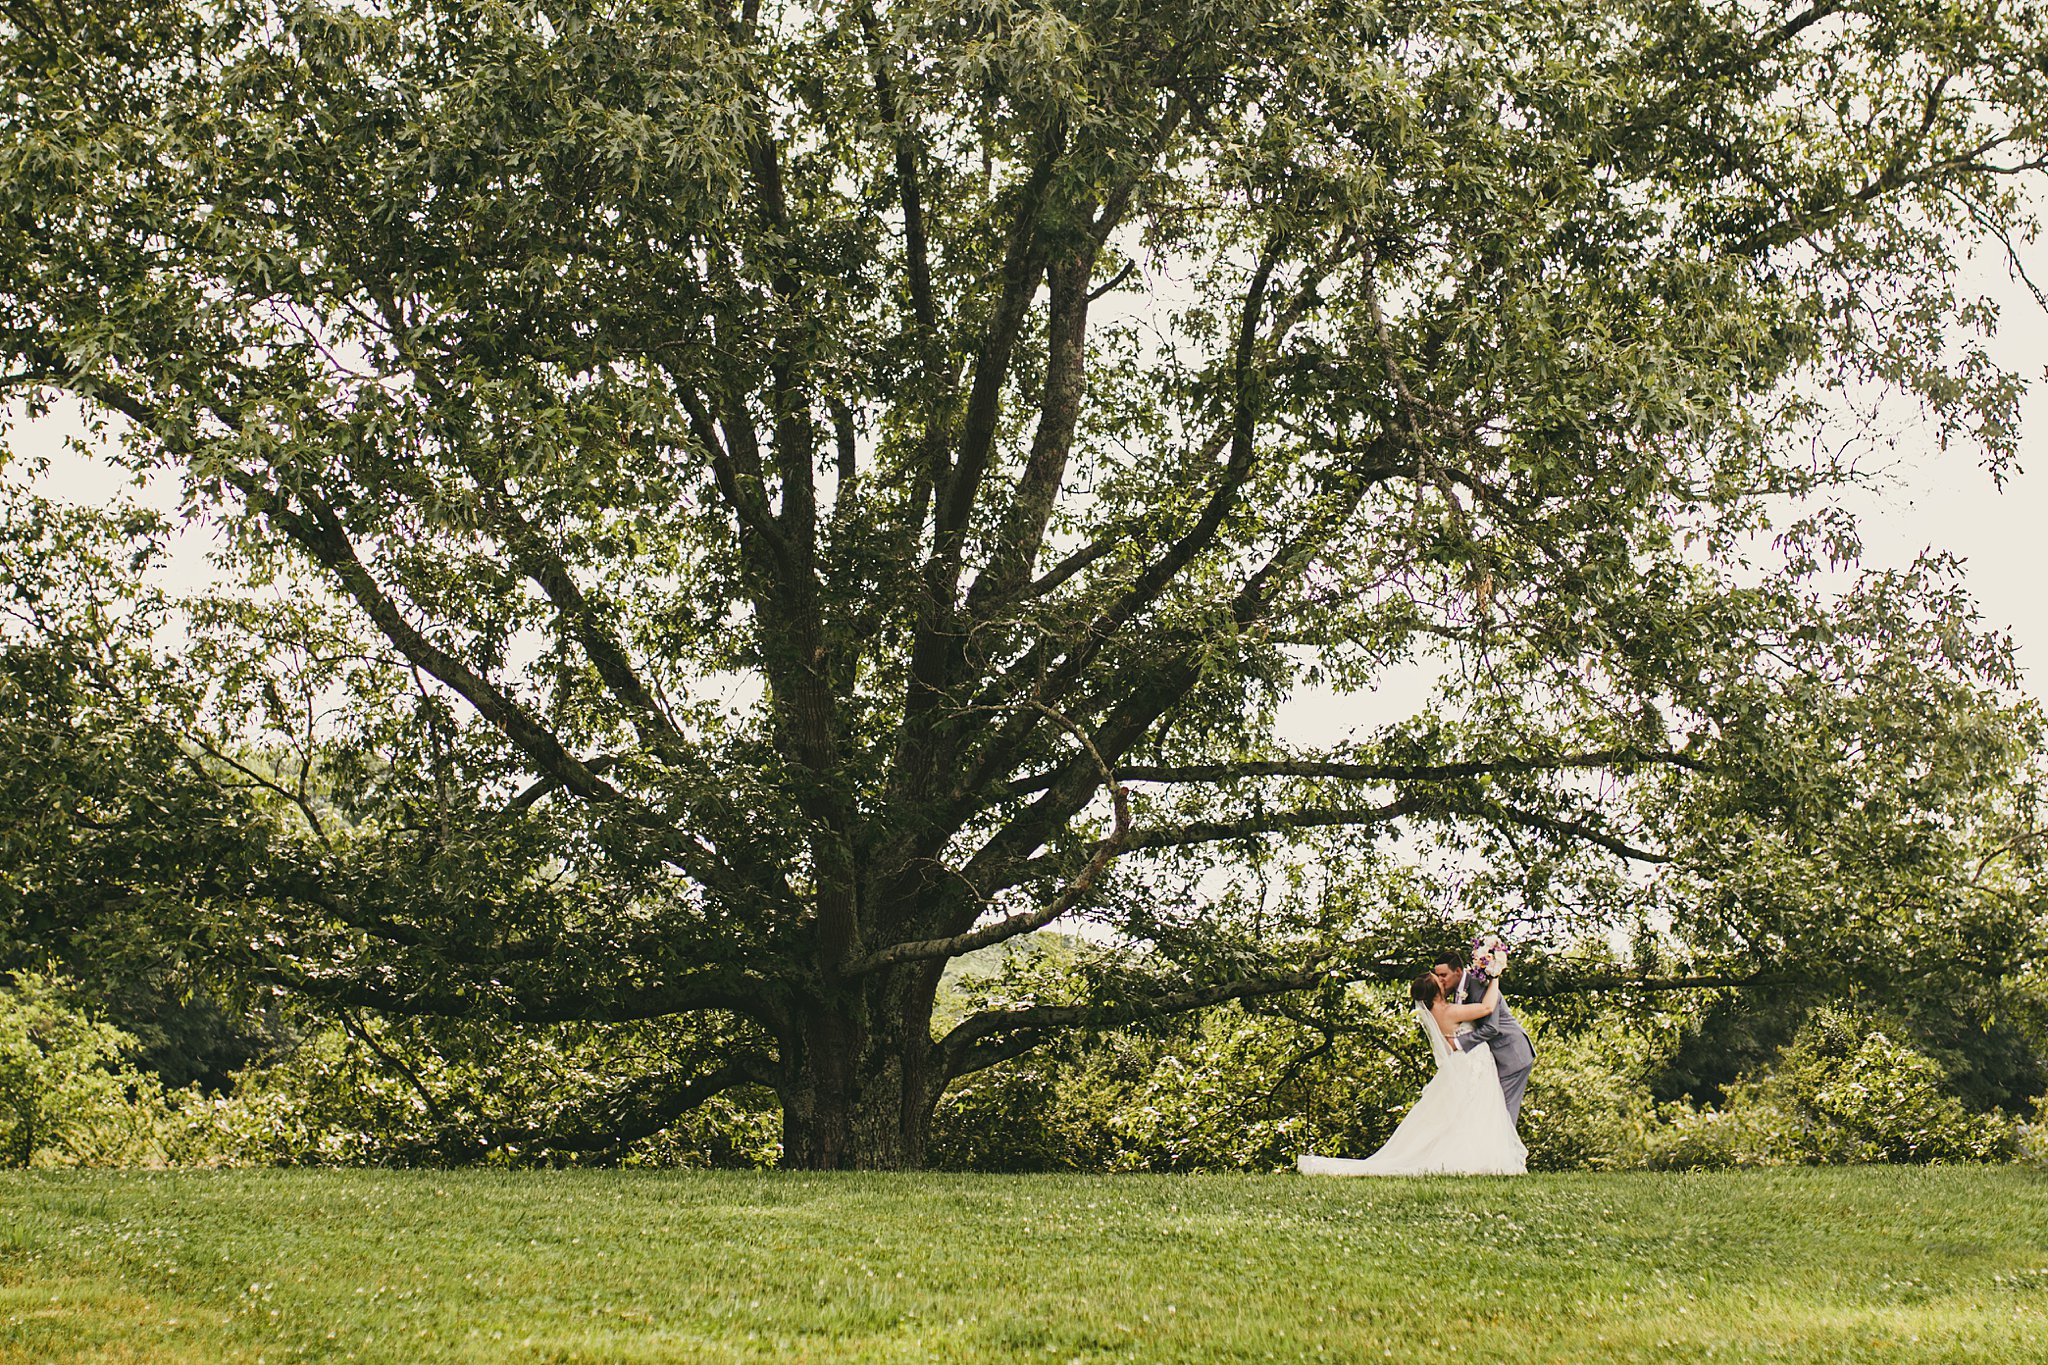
[{"left": 1296, "top": 964, "right": 1527, "bottom": 1177}]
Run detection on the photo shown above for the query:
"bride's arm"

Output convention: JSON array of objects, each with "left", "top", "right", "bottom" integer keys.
[{"left": 1438, "top": 975, "right": 1502, "bottom": 1025}]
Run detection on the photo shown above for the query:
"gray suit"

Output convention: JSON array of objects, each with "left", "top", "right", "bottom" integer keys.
[{"left": 1455, "top": 972, "right": 1536, "bottom": 1124}]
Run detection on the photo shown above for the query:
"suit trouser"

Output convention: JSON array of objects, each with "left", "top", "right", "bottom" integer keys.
[{"left": 1497, "top": 1054, "right": 1534, "bottom": 1124}]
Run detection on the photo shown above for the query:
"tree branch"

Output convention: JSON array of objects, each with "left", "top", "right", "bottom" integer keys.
[
  {"left": 883, "top": 141, "right": 1066, "bottom": 825},
  {"left": 273, "top": 964, "right": 778, "bottom": 1027},
  {"left": 1086, "top": 259, "right": 1136, "bottom": 302},
  {"left": 183, "top": 737, "right": 331, "bottom": 847},
  {"left": 942, "top": 240, "right": 1286, "bottom": 815},
  {"left": 501, "top": 754, "right": 622, "bottom": 813},
  {"left": 481, "top": 487, "right": 696, "bottom": 761},
  {"left": 986, "top": 798, "right": 1420, "bottom": 897},
  {"left": 856, "top": 1, "right": 934, "bottom": 331},
  {"left": 1021, "top": 527, "right": 1128, "bottom": 599},
  {"left": 1472, "top": 800, "right": 1670, "bottom": 864},
  {"left": 850, "top": 706, "right": 1132, "bottom": 974},
  {"left": 965, "top": 248, "right": 1097, "bottom": 619},
  {"left": 1125, "top": 798, "right": 1423, "bottom": 852},
  {"left": 1003, "top": 746, "right": 1715, "bottom": 797},
  {"left": 336, "top": 1004, "right": 449, "bottom": 1128},
  {"left": 938, "top": 141, "right": 1063, "bottom": 551},
  {"left": 80, "top": 379, "right": 773, "bottom": 902},
  {"left": 960, "top": 445, "right": 1402, "bottom": 902},
  {"left": 452, "top": 1058, "right": 775, "bottom": 1159},
  {"left": 938, "top": 962, "right": 1349, "bottom": 1081}
]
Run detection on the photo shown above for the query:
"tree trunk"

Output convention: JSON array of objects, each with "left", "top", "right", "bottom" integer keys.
[{"left": 777, "top": 964, "right": 945, "bottom": 1170}]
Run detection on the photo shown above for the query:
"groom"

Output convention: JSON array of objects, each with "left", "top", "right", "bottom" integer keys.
[{"left": 1430, "top": 949, "right": 1537, "bottom": 1125}]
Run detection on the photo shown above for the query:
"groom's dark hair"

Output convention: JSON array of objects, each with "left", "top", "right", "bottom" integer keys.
[{"left": 1432, "top": 951, "right": 1466, "bottom": 972}]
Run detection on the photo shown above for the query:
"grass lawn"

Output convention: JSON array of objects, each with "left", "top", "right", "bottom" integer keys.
[{"left": 2, "top": 1166, "right": 2045, "bottom": 1363}]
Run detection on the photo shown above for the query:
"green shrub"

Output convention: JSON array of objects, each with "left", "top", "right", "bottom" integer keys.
[
  {"left": 199, "top": 1024, "right": 441, "bottom": 1165},
  {"left": 0, "top": 971, "right": 201, "bottom": 1167},
  {"left": 1084, "top": 1020, "right": 1333, "bottom": 1172},
  {"left": 1645, "top": 1011, "right": 2019, "bottom": 1168},
  {"left": 2017, "top": 1094, "right": 2048, "bottom": 1165},
  {"left": 1517, "top": 1031, "right": 1656, "bottom": 1171},
  {"left": 932, "top": 996, "right": 1429, "bottom": 1173},
  {"left": 1643, "top": 1099, "right": 1800, "bottom": 1169},
  {"left": 619, "top": 1091, "right": 782, "bottom": 1170},
  {"left": 929, "top": 1040, "right": 1101, "bottom": 1171},
  {"left": 1777, "top": 1016, "right": 2019, "bottom": 1163},
  {"left": 202, "top": 1012, "right": 786, "bottom": 1169}
]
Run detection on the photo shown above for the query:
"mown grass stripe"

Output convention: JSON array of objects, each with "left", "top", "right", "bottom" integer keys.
[{"left": 0, "top": 1167, "right": 2043, "bottom": 1363}]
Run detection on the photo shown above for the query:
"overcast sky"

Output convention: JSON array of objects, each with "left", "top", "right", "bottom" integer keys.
[{"left": 1850, "top": 301, "right": 2047, "bottom": 672}]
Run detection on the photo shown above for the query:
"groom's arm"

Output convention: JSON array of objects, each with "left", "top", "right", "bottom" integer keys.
[
  {"left": 1456, "top": 975, "right": 1509, "bottom": 1049},
  {"left": 1458, "top": 1007, "right": 1505, "bottom": 1048}
]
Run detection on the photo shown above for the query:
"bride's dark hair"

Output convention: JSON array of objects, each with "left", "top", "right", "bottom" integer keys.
[{"left": 1409, "top": 973, "right": 1440, "bottom": 1007}]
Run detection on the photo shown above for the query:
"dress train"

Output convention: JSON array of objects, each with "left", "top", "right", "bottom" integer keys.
[{"left": 1296, "top": 1007, "right": 1526, "bottom": 1177}]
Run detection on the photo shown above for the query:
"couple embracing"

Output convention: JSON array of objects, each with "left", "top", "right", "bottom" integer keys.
[{"left": 1297, "top": 941, "right": 1535, "bottom": 1177}]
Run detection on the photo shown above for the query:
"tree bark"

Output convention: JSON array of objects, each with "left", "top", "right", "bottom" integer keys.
[{"left": 776, "top": 963, "right": 945, "bottom": 1170}]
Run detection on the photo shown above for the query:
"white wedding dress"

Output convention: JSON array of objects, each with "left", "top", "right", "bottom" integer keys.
[{"left": 1296, "top": 1006, "right": 1527, "bottom": 1176}]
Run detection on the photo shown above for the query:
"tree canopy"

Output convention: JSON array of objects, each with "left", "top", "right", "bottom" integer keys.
[{"left": 2, "top": 0, "right": 2045, "bottom": 1166}]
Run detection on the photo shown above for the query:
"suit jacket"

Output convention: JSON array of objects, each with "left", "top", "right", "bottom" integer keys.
[{"left": 1455, "top": 972, "right": 1536, "bottom": 1072}]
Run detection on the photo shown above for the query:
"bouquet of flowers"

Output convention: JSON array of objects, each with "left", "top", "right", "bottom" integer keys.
[{"left": 1467, "top": 934, "right": 1510, "bottom": 990}]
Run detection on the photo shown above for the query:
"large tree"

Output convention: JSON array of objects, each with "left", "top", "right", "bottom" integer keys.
[{"left": 2, "top": 0, "right": 2044, "bottom": 1167}]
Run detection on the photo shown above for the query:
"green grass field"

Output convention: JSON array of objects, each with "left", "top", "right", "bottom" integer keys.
[{"left": 3, "top": 1166, "right": 2045, "bottom": 1363}]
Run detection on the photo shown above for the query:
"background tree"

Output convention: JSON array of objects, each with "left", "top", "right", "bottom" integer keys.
[
  {"left": 2, "top": 0, "right": 2044, "bottom": 1167},
  {"left": 0, "top": 476, "right": 285, "bottom": 1088}
]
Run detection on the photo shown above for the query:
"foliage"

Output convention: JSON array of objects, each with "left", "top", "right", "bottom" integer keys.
[
  {"left": 210, "top": 1009, "right": 784, "bottom": 1168},
  {"left": 1879, "top": 976, "right": 2048, "bottom": 1116},
  {"left": 3, "top": 0, "right": 2045, "bottom": 1166},
  {"left": 616, "top": 1092, "right": 784, "bottom": 1170},
  {"left": 0, "top": 480, "right": 281, "bottom": 1089},
  {"left": 1647, "top": 987, "right": 1811, "bottom": 1106},
  {"left": 926, "top": 1031, "right": 1115, "bottom": 1171},
  {"left": 2019, "top": 1094, "right": 2048, "bottom": 1165},
  {"left": 0, "top": 972, "right": 202, "bottom": 1167},
  {"left": 1649, "top": 970, "right": 2048, "bottom": 1117},
  {"left": 1647, "top": 1010, "right": 2022, "bottom": 1169},
  {"left": 0, "top": 965, "right": 786, "bottom": 1173},
  {"left": 1515, "top": 1029, "right": 1659, "bottom": 1172},
  {"left": 8, "top": 1167, "right": 2048, "bottom": 1362},
  {"left": 932, "top": 1010, "right": 1390, "bottom": 1173}
]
